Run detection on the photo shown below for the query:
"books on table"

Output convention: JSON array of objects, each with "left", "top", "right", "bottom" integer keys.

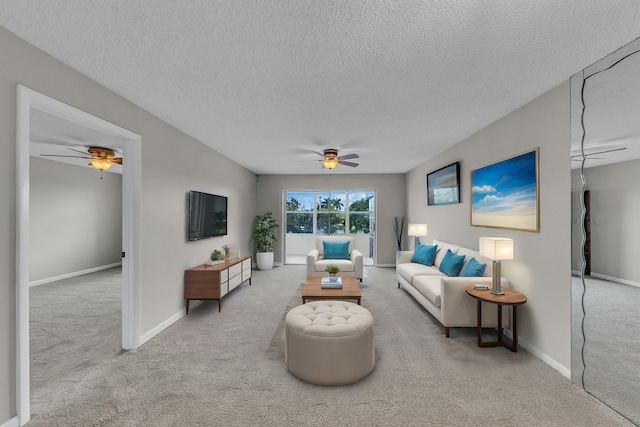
[{"left": 321, "top": 276, "right": 342, "bottom": 289}]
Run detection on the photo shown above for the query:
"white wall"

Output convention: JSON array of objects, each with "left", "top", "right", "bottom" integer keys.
[
  {"left": 0, "top": 26, "right": 257, "bottom": 424},
  {"left": 29, "top": 157, "right": 122, "bottom": 282},
  {"left": 256, "top": 174, "right": 405, "bottom": 266},
  {"left": 571, "top": 159, "right": 640, "bottom": 283},
  {"left": 138, "top": 126, "right": 257, "bottom": 333},
  {"left": 405, "top": 82, "right": 572, "bottom": 372}
]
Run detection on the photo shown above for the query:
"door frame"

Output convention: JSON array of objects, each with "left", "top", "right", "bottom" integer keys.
[{"left": 15, "top": 85, "right": 142, "bottom": 424}]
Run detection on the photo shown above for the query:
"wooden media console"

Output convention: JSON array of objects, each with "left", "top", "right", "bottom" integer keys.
[{"left": 184, "top": 256, "right": 252, "bottom": 313}]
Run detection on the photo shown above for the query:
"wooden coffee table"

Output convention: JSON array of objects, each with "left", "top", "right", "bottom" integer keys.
[{"left": 302, "top": 276, "right": 361, "bottom": 305}]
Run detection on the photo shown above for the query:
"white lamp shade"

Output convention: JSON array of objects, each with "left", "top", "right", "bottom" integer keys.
[
  {"left": 479, "top": 237, "right": 514, "bottom": 260},
  {"left": 407, "top": 223, "right": 428, "bottom": 237}
]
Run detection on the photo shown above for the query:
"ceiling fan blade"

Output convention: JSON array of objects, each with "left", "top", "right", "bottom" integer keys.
[
  {"left": 311, "top": 151, "right": 325, "bottom": 157},
  {"left": 339, "top": 160, "right": 359, "bottom": 167},
  {"left": 338, "top": 153, "right": 359, "bottom": 160},
  {"left": 67, "top": 147, "right": 91, "bottom": 155},
  {"left": 570, "top": 147, "right": 626, "bottom": 158},
  {"left": 41, "top": 154, "right": 91, "bottom": 159}
]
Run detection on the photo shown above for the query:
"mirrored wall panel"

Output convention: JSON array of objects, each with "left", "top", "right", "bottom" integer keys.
[{"left": 570, "top": 37, "right": 640, "bottom": 425}]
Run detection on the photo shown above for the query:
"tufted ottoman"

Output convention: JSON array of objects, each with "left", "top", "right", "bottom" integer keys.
[{"left": 284, "top": 300, "right": 375, "bottom": 385}]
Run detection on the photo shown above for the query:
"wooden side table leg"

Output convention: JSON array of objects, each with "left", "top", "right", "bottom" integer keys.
[
  {"left": 476, "top": 299, "right": 483, "bottom": 346},
  {"left": 186, "top": 299, "right": 190, "bottom": 314},
  {"left": 497, "top": 303, "right": 503, "bottom": 346},
  {"left": 512, "top": 305, "right": 518, "bottom": 352}
]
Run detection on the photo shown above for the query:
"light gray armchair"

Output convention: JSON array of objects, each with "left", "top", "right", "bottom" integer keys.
[{"left": 306, "top": 236, "right": 363, "bottom": 281}]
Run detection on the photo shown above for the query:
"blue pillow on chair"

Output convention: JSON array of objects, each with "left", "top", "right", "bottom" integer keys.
[
  {"left": 411, "top": 244, "right": 438, "bottom": 266},
  {"left": 439, "top": 249, "right": 466, "bottom": 277},
  {"left": 323, "top": 240, "right": 350, "bottom": 260},
  {"left": 459, "top": 257, "right": 487, "bottom": 277}
]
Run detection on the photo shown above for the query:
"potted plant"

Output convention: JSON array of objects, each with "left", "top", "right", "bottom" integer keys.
[
  {"left": 253, "top": 211, "right": 279, "bottom": 270},
  {"left": 325, "top": 264, "right": 340, "bottom": 277},
  {"left": 205, "top": 249, "right": 225, "bottom": 267}
]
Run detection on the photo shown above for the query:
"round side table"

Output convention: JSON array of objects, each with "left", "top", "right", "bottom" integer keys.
[{"left": 465, "top": 286, "right": 527, "bottom": 352}]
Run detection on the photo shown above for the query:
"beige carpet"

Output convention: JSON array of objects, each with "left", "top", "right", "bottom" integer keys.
[
  {"left": 571, "top": 275, "right": 640, "bottom": 425},
  {"left": 28, "top": 265, "right": 633, "bottom": 426}
]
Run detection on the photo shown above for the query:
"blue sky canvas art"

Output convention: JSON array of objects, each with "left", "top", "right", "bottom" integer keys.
[{"left": 471, "top": 149, "right": 539, "bottom": 232}]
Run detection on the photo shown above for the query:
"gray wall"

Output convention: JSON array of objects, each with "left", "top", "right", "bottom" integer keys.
[
  {"left": 0, "top": 26, "right": 257, "bottom": 423},
  {"left": 256, "top": 174, "right": 405, "bottom": 266},
  {"left": 405, "top": 82, "right": 572, "bottom": 371},
  {"left": 29, "top": 157, "right": 122, "bottom": 282},
  {"left": 571, "top": 159, "right": 640, "bottom": 283}
]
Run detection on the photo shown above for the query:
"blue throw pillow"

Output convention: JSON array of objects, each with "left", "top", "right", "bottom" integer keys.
[
  {"left": 323, "top": 240, "right": 350, "bottom": 260},
  {"left": 439, "top": 249, "right": 466, "bottom": 277},
  {"left": 411, "top": 244, "right": 438, "bottom": 266},
  {"left": 460, "top": 257, "right": 487, "bottom": 277}
]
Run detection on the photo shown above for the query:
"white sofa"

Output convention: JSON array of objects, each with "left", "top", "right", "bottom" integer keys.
[
  {"left": 396, "top": 239, "right": 509, "bottom": 337},
  {"left": 307, "top": 236, "right": 364, "bottom": 281}
]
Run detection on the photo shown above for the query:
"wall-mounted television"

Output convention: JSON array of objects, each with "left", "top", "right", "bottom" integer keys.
[{"left": 188, "top": 190, "right": 228, "bottom": 241}]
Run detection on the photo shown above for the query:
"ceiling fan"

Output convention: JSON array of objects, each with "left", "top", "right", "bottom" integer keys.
[
  {"left": 570, "top": 146, "right": 626, "bottom": 161},
  {"left": 41, "top": 146, "right": 122, "bottom": 178},
  {"left": 310, "top": 148, "right": 359, "bottom": 170}
]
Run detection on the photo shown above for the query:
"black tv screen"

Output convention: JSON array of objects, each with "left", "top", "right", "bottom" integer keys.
[{"left": 188, "top": 190, "right": 228, "bottom": 241}]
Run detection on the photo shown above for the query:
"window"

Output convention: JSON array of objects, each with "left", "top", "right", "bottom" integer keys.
[
  {"left": 285, "top": 191, "right": 374, "bottom": 236},
  {"left": 285, "top": 192, "right": 314, "bottom": 233},
  {"left": 316, "top": 192, "right": 346, "bottom": 234},
  {"left": 348, "top": 191, "right": 374, "bottom": 234}
]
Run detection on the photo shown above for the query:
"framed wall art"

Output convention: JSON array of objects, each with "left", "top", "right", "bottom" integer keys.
[
  {"left": 427, "top": 161, "right": 460, "bottom": 206},
  {"left": 470, "top": 148, "right": 539, "bottom": 232}
]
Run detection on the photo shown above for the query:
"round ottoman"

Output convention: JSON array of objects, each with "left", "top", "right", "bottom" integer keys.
[{"left": 284, "top": 300, "right": 375, "bottom": 385}]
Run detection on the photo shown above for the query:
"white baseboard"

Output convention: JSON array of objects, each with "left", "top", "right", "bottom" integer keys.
[
  {"left": 520, "top": 336, "right": 571, "bottom": 379},
  {"left": 571, "top": 270, "right": 640, "bottom": 289},
  {"left": 1, "top": 416, "right": 20, "bottom": 427},
  {"left": 501, "top": 328, "right": 570, "bottom": 379},
  {"left": 29, "top": 262, "right": 123, "bottom": 287},
  {"left": 252, "top": 262, "right": 284, "bottom": 269},
  {"left": 139, "top": 301, "right": 203, "bottom": 346},
  {"left": 590, "top": 272, "right": 640, "bottom": 289}
]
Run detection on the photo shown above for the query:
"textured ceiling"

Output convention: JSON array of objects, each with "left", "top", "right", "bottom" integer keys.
[{"left": 1, "top": 1, "right": 640, "bottom": 174}]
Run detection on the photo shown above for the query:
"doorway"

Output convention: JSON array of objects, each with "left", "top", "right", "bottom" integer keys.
[{"left": 16, "top": 86, "right": 142, "bottom": 424}]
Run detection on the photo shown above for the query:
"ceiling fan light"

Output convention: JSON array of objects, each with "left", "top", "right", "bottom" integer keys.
[
  {"left": 88, "top": 158, "right": 114, "bottom": 171},
  {"left": 322, "top": 158, "right": 339, "bottom": 169}
]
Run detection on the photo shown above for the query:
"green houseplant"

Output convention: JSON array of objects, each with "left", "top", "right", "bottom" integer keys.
[
  {"left": 204, "top": 248, "right": 226, "bottom": 267},
  {"left": 210, "top": 249, "right": 224, "bottom": 261},
  {"left": 254, "top": 211, "right": 279, "bottom": 270},
  {"left": 325, "top": 264, "right": 340, "bottom": 276}
]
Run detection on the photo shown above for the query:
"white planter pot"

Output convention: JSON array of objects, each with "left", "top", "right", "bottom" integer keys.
[{"left": 256, "top": 252, "right": 274, "bottom": 270}]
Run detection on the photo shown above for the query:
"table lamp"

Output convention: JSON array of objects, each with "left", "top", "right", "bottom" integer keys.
[
  {"left": 479, "top": 237, "right": 514, "bottom": 295},
  {"left": 407, "top": 223, "right": 428, "bottom": 249}
]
